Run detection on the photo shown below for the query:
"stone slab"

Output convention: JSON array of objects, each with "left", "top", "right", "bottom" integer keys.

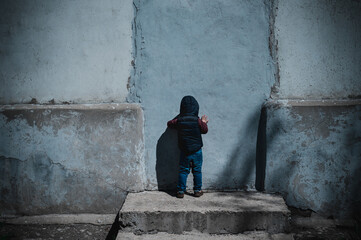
[
  {"left": 264, "top": 101, "right": 361, "bottom": 219},
  {"left": 0, "top": 214, "right": 116, "bottom": 225},
  {"left": 119, "top": 191, "right": 290, "bottom": 234},
  {"left": 117, "top": 231, "right": 293, "bottom": 240},
  {"left": 0, "top": 103, "right": 145, "bottom": 215}
]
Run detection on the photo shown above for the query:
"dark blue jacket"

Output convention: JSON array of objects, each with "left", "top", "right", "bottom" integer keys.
[{"left": 168, "top": 96, "right": 207, "bottom": 155}]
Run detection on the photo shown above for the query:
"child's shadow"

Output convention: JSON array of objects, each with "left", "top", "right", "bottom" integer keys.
[{"left": 156, "top": 127, "right": 180, "bottom": 192}]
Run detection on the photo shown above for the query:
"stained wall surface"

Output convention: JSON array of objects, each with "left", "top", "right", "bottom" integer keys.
[
  {"left": 0, "top": 0, "right": 144, "bottom": 215},
  {"left": 0, "top": 0, "right": 133, "bottom": 104},
  {"left": 0, "top": 104, "right": 145, "bottom": 215},
  {"left": 273, "top": 0, "right": 361, "bottom": 99},
  {"left": 132, "top": 0, "right": 275, "bottom": 190},
  {"left": 265, "top": 0, "right": 361, "bottom": 218},
  {"left": 264, "top": 101, "right": 361, "bottom": 218},
  {"left": 1, "top": 0, "right": 360, "bottom": 219}
]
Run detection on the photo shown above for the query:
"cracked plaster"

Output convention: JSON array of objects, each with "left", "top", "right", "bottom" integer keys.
[{"left": 0, "top": 104, "right": 144, "bottom": 215}]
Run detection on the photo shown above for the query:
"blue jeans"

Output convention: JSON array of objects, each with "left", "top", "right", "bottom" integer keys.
[{"left": 177, "top": 149, "right": 203, "bottom": 193}]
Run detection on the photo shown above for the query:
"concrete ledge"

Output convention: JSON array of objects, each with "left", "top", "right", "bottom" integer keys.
[
  {"left": 0, "top": 103, "right": 145, "bottom": 215},
  {"left": 292, "top": 215, "right": 356, "bottom": 229},
  {"left": 265, "top": 99, "right": 361, "bottom": 107},
  {"left": 0, "top": 214, "right": 116, "bottom": 225},
  {"left": 117, "top": 231, "right": 293, "bottom": 240},
  {"left": 119, "top": 191, "right": 290, "bottom": 234},
  {"left": 0, "top": 103, "right": 142, "bottom": 110},
  {"left": 264, "top": 102, "right": 361, "bottom": 218}
]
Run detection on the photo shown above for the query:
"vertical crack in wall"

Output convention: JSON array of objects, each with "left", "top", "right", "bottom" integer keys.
[
  {"left": 127, "top": 0, "right": 141, "bottom": 103},
  {"left": 269, "top": 0, "right": 280, "bottom": 99},
  {"left": 127, "top": 0, "right": 146, "bottom": 190}
]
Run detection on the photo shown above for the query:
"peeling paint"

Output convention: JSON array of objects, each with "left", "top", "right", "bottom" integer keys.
[
  {"left": 0, "top": 104, "right": 145, "bottom": 215},
  {"left": 269, "top": 0, "right": 280, "bottom": 99},
  {"left": 126, "top": 0, "right": 142, "bottom": 103},
  {"left": 265, "top": 103, "right": 361, "bottom": 218}
]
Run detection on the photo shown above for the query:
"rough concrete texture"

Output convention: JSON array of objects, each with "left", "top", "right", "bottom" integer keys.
[
  {"left": 1, "top": 213, "right": 115, "bottom": 225},
  {"left": 0, "top": 0, "right": 133, "bottom": 104},
  {"left": 0, "top": 104, "right": 145, "bottom": 215},
  {"left": 264, "top": 101, "right": 361, "bottom": 219},
  {"left": 272, "top": 0, "right": 361, "bottom": 99},
  {"left": 1, "top": 213, "right": 359, "bottom": 240},
  {"left": 117, "top": 231, "right": 293, "bottom": 240},
  {"left": 119, "top": 191, "right": 290, "bottom": 234},
  {"left": 0, "top": 223, "right": 112, "bottom": 240},
  {"left": 132, "top": 0, "right": 275, "bottom": 191}
]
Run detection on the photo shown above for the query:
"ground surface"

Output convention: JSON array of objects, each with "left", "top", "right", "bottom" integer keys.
[
  {"left": 0, "top": 223, "right": 110, "bottom": 240},
  {"left": 0, "top": 191, "right": 360, "bottom": 239},
  {"left": 0, "top": 222, "right": 359, "bottom": 240},
  {"left": 121, "top": 191, "right": 289, "bottom": 213},
  {"left": 117, "top": 231, "right": 293, "bottom": 240}
]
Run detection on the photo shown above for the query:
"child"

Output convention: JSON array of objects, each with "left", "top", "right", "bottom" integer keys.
[{"left": 167, "top": 96, "right": 209, "bottom": 198}]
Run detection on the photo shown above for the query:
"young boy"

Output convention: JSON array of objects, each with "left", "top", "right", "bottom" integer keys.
[{"left": 167, "top": 96, "right": 209, "bottom": 198}]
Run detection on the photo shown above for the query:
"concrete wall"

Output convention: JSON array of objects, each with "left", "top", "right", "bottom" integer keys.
[
  {"left": 131, "top": 0, "right": 275, "bottom": 190},
  {"left": 0, "top": 0, "right": 145, "bottom": 215},
  {"left": 264, "top": 101, "right": 361, "bottom": 219},
  {"left": 1, "top": 0, "right": 360, "bottom": 219},
  {"left": 0, "top": 104, "right": 144, "bottom": 215},
  {"left": 0, "top": 0, "right": 133, "bottom": 104},
  {"left": 264, "top": 0, "right": 361, "bottom": 218},
  {"left": 272, "top": 0, "right": 361, "bottom": 99}
]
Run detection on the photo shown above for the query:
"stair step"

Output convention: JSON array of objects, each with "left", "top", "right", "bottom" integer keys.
[
  {"left": 117, "top": 231, "right": 294, "bottom": 240},
  {"left": 119, "top": 191, "right": 290, "bottom": 234}
]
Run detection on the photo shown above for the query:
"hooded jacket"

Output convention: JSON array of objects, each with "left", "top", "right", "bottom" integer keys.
[{"left": 167, "top": 96, "right": 208, "bottom": 155}]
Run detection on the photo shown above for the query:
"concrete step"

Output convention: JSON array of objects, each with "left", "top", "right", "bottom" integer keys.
[
  {"left": 119, "top": 191, "right": 290, "bottom": 234},
  {"left": 117, "top": 231, "right": 294, "bottom": 240}
]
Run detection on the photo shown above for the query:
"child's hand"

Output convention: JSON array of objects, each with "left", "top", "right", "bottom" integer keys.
[{"left": 201, "top": 115, "right": 209, "bottom": 124}]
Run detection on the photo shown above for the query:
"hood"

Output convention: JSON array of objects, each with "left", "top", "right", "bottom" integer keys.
[{"left": 180, "top": 95, "right": 199, "bottom": 116}]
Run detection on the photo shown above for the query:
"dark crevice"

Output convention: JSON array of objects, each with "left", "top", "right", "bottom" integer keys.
[
  {"left": 104, "top": 211, "right": 120, "bottom": 240},
  {"left": 256, "top": 106, "right": 267, "bottom": 191}
]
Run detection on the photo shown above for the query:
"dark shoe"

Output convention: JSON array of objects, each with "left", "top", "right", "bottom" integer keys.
[
  {"left": 194, "top": 190, "right": 203, "bottom": 197},
  {"left": 176, "top": 192, "right": 184, "bottom": 198}
]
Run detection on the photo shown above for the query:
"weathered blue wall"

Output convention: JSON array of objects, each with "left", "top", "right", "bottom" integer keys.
[
  {"left": 265, "top": 0, "right": 361, "bottom": 219},
  {"left": 0, "top": 0, "right": 133, "bottom": 104},
  {"left": 264, "top": 101, "right": 361, "bottom": 219},
  {"left": 0, "top": 0, "right": 144, "bottom": 215},
  {"left": 271, "top": 0, "right": 361, "bottom": 99},
  {"left": 131, "top": 0, "right": 275, "bottom": 190},
  {"left": 1, "top": 0, "right": 360, "bottom": 219},
  {"left": 0, "top": 104, "right": 145, "bottom": 215}
]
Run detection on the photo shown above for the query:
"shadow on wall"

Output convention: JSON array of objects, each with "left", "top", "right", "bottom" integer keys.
[
  {"left": 216, "top": 106, "right": 281, "bottom": 191},
  {"left": 156, "top": 127, "right": 180, "bottom": 191},
  {"left": 264, "top": 105, "right": 361, "bottom": 219},
  {"left": 262, "top": 108, "right": 298, "bottom": 201},
  {"left": 155, "top": 106, "right": 282, "bottom": 192},
  {"left": 217, "top": 110, "right": 260, "bottom": 189},
  {"left": 342, "top": 108, "right": 361, "bottom": 220},
  {"left": 257, "top": 106, "right": 284, "bottom": 192},
  {"left": 256, "top": 107, "right": 267, "bottom": 191}
]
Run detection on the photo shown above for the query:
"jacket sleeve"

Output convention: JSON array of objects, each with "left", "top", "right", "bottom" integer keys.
[
  {"left": 167, "top": 118, "right": 178, "bottom": 129},
  {"left": 198, "top": 118, "right": 208, "bottom": 134}
]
